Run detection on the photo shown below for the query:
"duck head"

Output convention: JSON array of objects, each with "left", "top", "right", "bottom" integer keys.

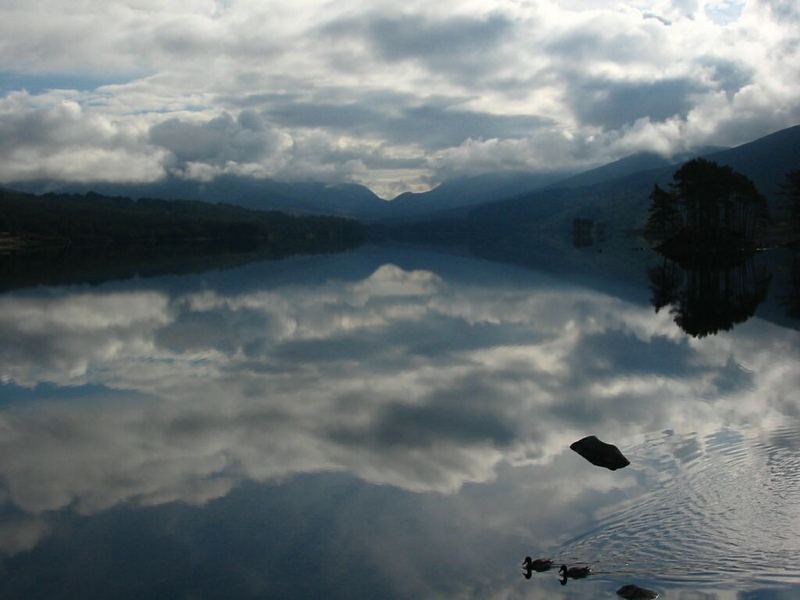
[{"left": 521, "top": 557, "right": 534, "bottom": 580}]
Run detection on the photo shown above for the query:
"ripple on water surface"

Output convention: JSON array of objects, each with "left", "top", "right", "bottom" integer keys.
[{"left": 557, "top": 425, "right": 800, "bottom": 590}]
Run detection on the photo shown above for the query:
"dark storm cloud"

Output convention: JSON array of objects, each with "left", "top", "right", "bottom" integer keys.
[
  {"left": 392, "top": 105, "right": 547, "bottom": 147},
  {"left": 321, "top": 12, "right": 515, "bottom": 80},
  {"left": 264, "top": 100, "right": 547, "bottom": 149},
  {"left": 294, "top": 142, "right": 426, "bottom": 171},
  {"left": 570, "top": 77, "right": 703, "bottom": 129},
  {"left": 363, "top": 13, "right": 513, "bottom": 62},
  {"left": 217, "top": 91, "right": 303, "bottom": 109},
  {"left": 545, "top": 27, "right": 662, "bottom": 65},
  {"left": 149, "top": 110, "right": 283, "bottom": 165},
  {"left": 263, "top": 101, "right": 383, "bottom": 131},
  {"left": 701, "top": 57, "right": 753, "bottom": 96}
]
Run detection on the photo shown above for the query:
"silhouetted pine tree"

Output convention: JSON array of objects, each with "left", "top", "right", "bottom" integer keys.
[
  {"left": 669, "top": 159, "right": 767, "bottom": 245},
  {"left": 644, "top": 184, "right": 682, "bottom": 241}
]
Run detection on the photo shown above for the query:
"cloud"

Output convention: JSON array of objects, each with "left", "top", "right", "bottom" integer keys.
[
  {"left": 0, "top": 0, "right": 798, "bottom": 195},
  {"left": 259, "top": 90, "right": 550, "bottom": 152},
  {"left": 363, "top": 13, "right": 513, "bottom": 63},
  {"left": 149, "top": 110, "right": 291, "bottom": 177},
  {"left": 760, "top": 0, "right": 800, "bottom": 20},
  {"left": 322, "top": 11, "right": 516, "bottom": 83},
  {"left": 700, "top": 57, "right": 753, "bottom": 96},
  {"left": 0, "top": 91, "right": 166, "bottom": 183},
  {"left": 570, "top": 77, "right": 704, "bottom": 130}
]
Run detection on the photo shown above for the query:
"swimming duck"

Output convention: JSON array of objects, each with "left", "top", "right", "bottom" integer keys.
[
  {"left": 559, "top": 564, "right": 592, "bottom": 580},
  {"left": 617, "top": 584, "right": 659, "bottom": 599},
  {"left": 522, "top": 557, "right": 553, "bottom": 572}
]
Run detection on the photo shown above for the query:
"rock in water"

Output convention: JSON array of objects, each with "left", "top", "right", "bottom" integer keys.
[
  {"left": 617, "top": 584, "right": 659, "bottom": 599},
  {"left": 570, "top": 436, "right": 630, "bottom": 470}
]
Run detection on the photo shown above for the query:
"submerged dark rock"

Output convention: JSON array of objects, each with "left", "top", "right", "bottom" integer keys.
[
  {"left": 617, "top": 584, "right": 659, "bottom": 599},
  {"left": 570, "top": 436, "right": 630, "bottom": 470}
]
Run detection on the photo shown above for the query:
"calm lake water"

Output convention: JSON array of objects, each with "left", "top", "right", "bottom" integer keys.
[{"left": 0, "top": 245, "right": 798, "bottom": 599}]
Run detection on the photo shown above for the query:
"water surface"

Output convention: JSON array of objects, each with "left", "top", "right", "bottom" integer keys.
[{"left": 0, "top": 246, "right": 798, "bottom": 598}]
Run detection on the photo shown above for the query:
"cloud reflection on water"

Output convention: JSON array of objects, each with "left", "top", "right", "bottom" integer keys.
[
  {"left": 0, "top": 251, "right": 797, "bottom": 597},
  {"left": 0, "top": 258, "right": 797, "bottom": 513}
]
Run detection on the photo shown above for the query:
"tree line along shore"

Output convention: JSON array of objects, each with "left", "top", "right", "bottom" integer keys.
[{"left": 0, "top": 188, "right": 366, "bottom": 256}]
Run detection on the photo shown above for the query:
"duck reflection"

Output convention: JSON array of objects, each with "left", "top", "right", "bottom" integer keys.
[{"left": 648, "top": 257, "right": 771, "bottom": 338}]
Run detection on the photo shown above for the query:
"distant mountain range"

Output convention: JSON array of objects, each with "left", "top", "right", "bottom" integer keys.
[
  {"left": 384, "top": 171, "right": 569, "bottom": 219},
  {"left": 549, "top": 147, "right": 724, "bottom": 190},
  {"left": 7, "top": 176, "right": 389, "bottom": 220},
  {"left": 8, "top": 170, "right": 570, "bottom": 221},
  {"left": 5, "top": 124, "right": 800, "bottom": 229}
]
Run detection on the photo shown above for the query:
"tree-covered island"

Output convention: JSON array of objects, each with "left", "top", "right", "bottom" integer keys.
[{"left": 645, "top": 158, "right": 770, "bottom": 263}]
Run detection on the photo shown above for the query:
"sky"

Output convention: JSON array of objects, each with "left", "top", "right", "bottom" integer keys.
[{"left": 0, "top": 0, "right": 798, "bottom": 198}]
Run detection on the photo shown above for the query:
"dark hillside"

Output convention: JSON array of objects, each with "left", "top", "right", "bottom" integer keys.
[
  {"left": 383, "top": 171, "right": 568, "bottom": 219},
  {"left": 465, "top": 124, "right": 800, "bottom": 241},
  {"left": 0, "top": 188, "right": 365, "bottom": 255},
  {"left": 7, "top": 175, "right": 387, "bottom": 219}
]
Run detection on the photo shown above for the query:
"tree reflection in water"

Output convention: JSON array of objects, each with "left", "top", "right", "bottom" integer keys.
[
  {"left": 648, "top": 257, "right": 772, "bottom": 338},
  {"left": 648, "top": 259, "right": 683, "bottom": 314},
  {"left": 784, "top": 257, "right": 800, "bottom": 320}
]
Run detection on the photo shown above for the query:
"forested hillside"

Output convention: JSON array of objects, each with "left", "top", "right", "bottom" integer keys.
[{"left": 0, "top": 188, "right": 366, "bottom": 254}]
